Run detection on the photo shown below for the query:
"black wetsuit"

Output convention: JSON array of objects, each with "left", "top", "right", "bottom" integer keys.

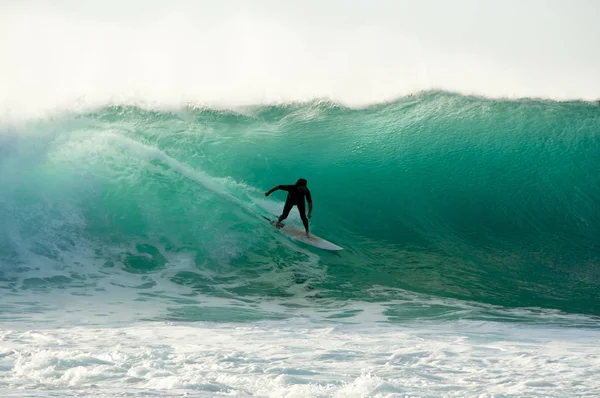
[{"left": 277, "top": 185, "right": 312, "bottom": 230}]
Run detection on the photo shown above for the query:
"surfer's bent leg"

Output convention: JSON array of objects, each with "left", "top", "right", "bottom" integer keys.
[
  {"left": 278, "top": 199, "right": 294, "bottom": 224},
  {"left": 297, "top": 201, "right": 309, "bottom": 233}
]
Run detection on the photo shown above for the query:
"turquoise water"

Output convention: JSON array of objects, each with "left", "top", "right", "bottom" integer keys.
[{"left": 2, "top": 92, "right": 599, "bottom": 319}]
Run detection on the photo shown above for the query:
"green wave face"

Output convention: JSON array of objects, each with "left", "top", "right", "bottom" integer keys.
[{"left": 1, "top": 92, "right": 599, "bottom": 317}]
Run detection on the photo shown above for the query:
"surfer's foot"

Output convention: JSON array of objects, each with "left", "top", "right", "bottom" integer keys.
[{"left": 275, "top": 220, "right": 282, "bottom": 228}]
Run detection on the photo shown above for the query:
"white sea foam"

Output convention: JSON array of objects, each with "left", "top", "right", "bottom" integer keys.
[{"left": 1, "top": 319, "right": 599, "bottom": 397}]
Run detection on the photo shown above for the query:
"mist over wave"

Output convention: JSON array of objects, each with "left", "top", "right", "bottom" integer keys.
[{"left": 2, "top": 0, "right": 600, "bottom": 121}]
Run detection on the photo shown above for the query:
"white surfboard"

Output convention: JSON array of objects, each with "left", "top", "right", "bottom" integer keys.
[{"left": 262, "top": 216, "right": 343, "bottom": 251}]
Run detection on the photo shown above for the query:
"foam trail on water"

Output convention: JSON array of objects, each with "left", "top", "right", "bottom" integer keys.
[
  {"left": 105, "top": 133, "right": 276, "bottom": 222},
  {"left": 71, "top": 131, "right": 322, "bottom": 259}
]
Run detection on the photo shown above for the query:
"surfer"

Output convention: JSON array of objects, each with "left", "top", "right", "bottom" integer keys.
[{"left": 265, "top": 178, "right": 312, "bottom": 237}]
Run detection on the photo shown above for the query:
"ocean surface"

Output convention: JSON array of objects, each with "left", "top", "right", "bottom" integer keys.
[{"left": 2, "top": 1, "right": 600, "bottom": 397}]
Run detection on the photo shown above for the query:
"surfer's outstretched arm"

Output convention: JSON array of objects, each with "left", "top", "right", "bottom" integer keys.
[{"left": 265, "top": 185, "right": 280, "bottom": 196}]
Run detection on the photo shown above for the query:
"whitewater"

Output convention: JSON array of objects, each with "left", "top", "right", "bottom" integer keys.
[{"left": 2, "top": 0, "right": 600, "bottom": 397}]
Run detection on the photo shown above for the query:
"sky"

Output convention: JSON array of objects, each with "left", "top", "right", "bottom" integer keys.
[{"left": 1, "top": 0, "right": 599, "bottom": 119}]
